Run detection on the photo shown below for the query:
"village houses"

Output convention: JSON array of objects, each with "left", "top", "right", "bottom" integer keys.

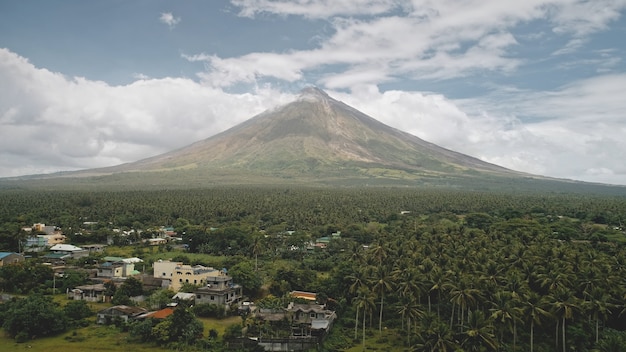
[{"left": 22, "top": 223, "right": 66, "bottom": 252}]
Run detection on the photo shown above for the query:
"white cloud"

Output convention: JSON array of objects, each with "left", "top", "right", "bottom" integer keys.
[
  {"left": 231, "top": 0, "right": 402, "bottom": 18},
  {"left": 208, "top": 0, "right": 626, "bottom": 90},
  {"left": 452, "top": 74, "right": 626, "bottom": 184},
  {"left": 159, "top": 12, "right": 181, "bottom": 29},
  {"left": 0, "top": 49, "right": 292, "bottom": 177}
]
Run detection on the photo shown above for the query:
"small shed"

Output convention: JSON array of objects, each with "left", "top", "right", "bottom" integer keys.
[
  {"left": 97, "top": 305, "right": 147, "bottom": 324},
  {"left": 0, "top": 252, "right": 25, "bottom": 266}
]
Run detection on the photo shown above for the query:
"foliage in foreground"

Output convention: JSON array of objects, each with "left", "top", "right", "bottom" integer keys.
[{"left": 0, "top": 295, "right": 91, "bottom": 342}]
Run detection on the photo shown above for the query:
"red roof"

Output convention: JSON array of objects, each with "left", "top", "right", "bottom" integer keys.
[{"left": 151, "top": 307, "right": 175, "bottom": 319}]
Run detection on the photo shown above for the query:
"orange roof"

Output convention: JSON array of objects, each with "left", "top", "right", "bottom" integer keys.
[
  {"left": 151, "top": 307, "right": 175, "bottom": 319},
  {"left": 290, "top": 290, "right": 316, "bottom": 301}
]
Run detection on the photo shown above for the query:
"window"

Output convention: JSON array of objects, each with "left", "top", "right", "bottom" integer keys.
[
  {"left": 210, "top": 296, "right": 214, "bottom": 300},
  {"left": 310, "top": 313, "right": 315, "bottom": 318}
]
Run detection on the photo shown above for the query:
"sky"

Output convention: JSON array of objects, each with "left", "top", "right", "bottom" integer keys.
[{"left": 1, "top": 0, "right": 626, "bottom": 186}]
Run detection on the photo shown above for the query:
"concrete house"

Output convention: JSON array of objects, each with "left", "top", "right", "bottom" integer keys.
[
  {"left": 67, "top": 283, "right": 108, "bottom": 302},
  {"left": 97, "top": 257, "right": 142, "bottom": 278},
  {"left": 153, "top": 260, "right": 236, "bottom": 292},
  {"left": 288, "top": 302, "right": 336, "bottom": 337},
  {"left": 194, "top": 277, "right": 243, "bottom": 308},
  {"left": 24, "top": 235, "right": 48, "bottom": 252},
  {"left": 0, "top": 252, "right": 24, "bottom": 266},
  {"left": 247, "top": 300, "right": 337, "bottom": 351}
]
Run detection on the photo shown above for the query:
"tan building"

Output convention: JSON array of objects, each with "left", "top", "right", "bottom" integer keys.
[
  {"left": 153, "top": 260, "right": 233, "bottom": 292},
  {"left": 42, "top": 233, "right": 66, "bottom": 246}
]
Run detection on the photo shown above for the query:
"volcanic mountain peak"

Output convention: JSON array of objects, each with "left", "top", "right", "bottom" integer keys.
[
  {"left": 39, "top": 87, "right": 539, "bottom": 188},
  {"left": 103, "top": 87, "right": 518, "bottom": 178},
  {"left": 298, "top": 86, "right": 330, "bottom": 101}
]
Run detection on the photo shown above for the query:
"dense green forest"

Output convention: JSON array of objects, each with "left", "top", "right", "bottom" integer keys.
[{"left": 1, "top": 187, "right": 626, "bottom": 351}]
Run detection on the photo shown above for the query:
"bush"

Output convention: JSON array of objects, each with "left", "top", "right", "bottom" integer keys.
[
  {"left": 2, "top": 294, "right": 67, "bottom": 339},
  {"left": 192, "top": 303, "right": 225, "bottom": 318},
  {"left": 223, "top": 323, "right": 243, "bottom": 340},
  {"left": 15, "top": 331, "right": 29, "bottom": 343},
  {"left": 64, "top": 300, "right": 93, "bottom": 321},
  {"left": 129, "top": 319, "right": 156, "bottom": 342}
]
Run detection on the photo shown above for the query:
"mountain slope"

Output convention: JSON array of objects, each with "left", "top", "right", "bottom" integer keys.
[{"left": 89, "top": 87, "right": 519, "bottom": 180}]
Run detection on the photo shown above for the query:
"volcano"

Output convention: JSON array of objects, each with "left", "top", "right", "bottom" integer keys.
[
  {"left": 88, "top": 87, "right": 521, "bottom": 180},
  {"left": 10, "top": 87, "right": 574, "bottom": 190}
]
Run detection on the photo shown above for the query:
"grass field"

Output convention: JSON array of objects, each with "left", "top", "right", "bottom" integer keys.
[
  {"left": 199, "top": 315, "right": 242, "bottom": 335},
  {"left": 0, "top": 324, "right": 164, "bottom": 352},
  {"left": 343, "top": 329, "right": 408, "bottom": 352}
]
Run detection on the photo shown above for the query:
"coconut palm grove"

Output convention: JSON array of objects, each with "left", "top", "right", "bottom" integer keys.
[{"left": 1, "top": 186, "right": 626, "bottom": 351}]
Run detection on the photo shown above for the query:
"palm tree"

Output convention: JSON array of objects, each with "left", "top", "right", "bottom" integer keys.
[
  {"left": 414, "top": 319, "right": 459, "bottom": 352},
  {"left": 577, "top": 266, "right": 602, "bottom": 299},
  {"left": 347, "top": 267, "right": 369, "bottom": 340},
  {"left": 549, "top": 287, "right": 580, "bottom": 352},
  {"left": 368, "top": 238, "right": 388, "bottom": 266},
  {"left": 449, "top": 279, "right": 481, "bottom": 331},
  {"left": 489, "top": 291, "right": 520, "bottom": 348},
  {"left": 462, "top": 310, "right": 498, "bottom": 351},
  {"left": 536, "top": 265, "right": 573, "bottom": 294},
  {"left": 521, "top": 291, "right": 552, "bottom": 352},
  {"left": 478, "top": 260, "right": 505, "bottom": 293},
  {"left": 348, "top": 240, "right": 366, "bottom": 265},
  {"left": 250, "top": 233, "right": 263, "bottom": 271},
  {"left": 346, "top": 267, "right": 368, "bottom": 297},
  {"left": 372, "top": 264, "right": 394, "bottom": 333},
  {"left": 505, "top": 270, "right": 529, "bottom": 300},
  {"left": 353, "top": 295, "right": 361, "bottom": 340},
  {"left": 393, "top": 266, "right": 421, "bottom": 304},
  {"left": 586, "top": 286, "right": 614, "bottom": 343},
  {"left": 428, "top": 267, "right": 450, "bottom": 318},
  {"left": 397, "top": 295, "right": 423, "bottom": 345},
  {"left": 354, "top": 287, "right": 376, "bottom": 351}
]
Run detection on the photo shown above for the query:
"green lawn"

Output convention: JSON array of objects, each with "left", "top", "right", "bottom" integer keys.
[
  {"left": 199, "top": 315, "right": 242, "bottom": 335},
  {"left": 0, "top": 315, "right": 241, "bottom": 352},
  {"left": 103, "top": 246, "right": 230, "bottom": 269}
]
